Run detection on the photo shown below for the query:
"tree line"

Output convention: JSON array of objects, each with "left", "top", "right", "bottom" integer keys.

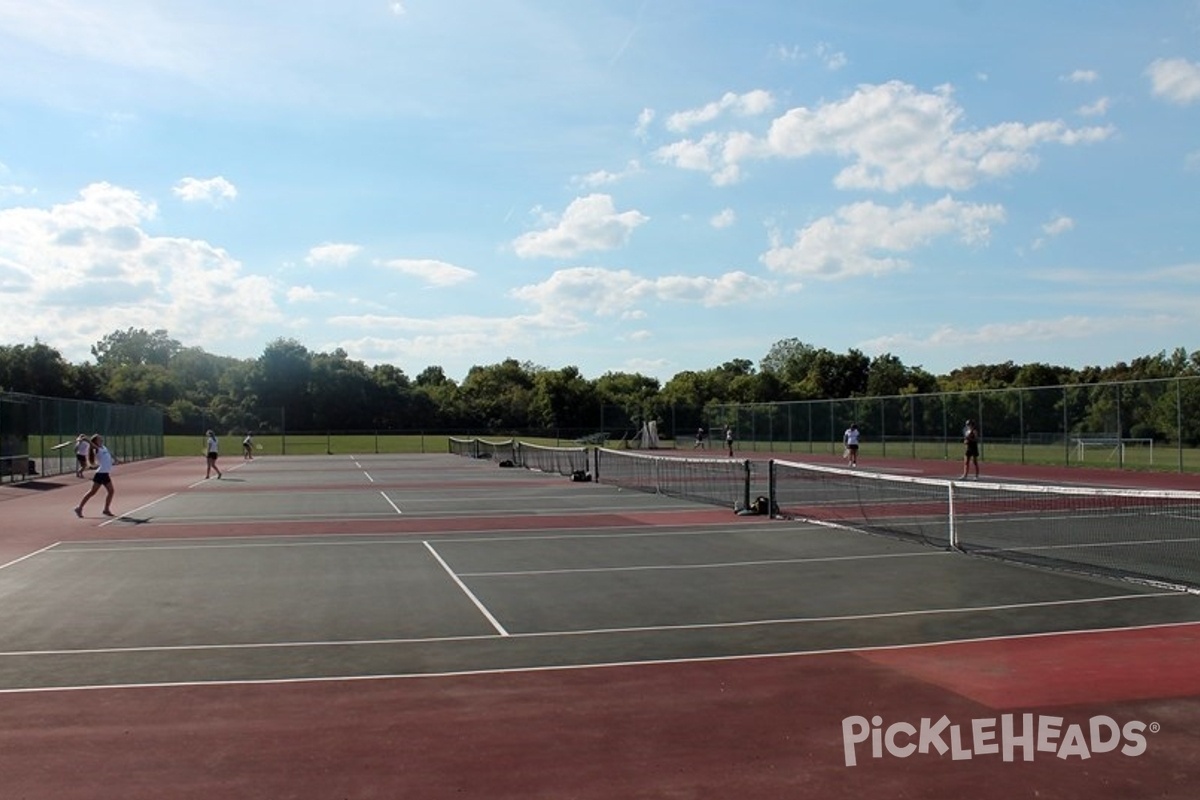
[{"left": 2, "top": 329, "right": 1198, "bottom": 439}]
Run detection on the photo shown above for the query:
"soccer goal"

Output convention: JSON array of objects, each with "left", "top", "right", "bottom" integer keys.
[{"left": 1071, "top": 435, "right": 1154, "bottom": 465}]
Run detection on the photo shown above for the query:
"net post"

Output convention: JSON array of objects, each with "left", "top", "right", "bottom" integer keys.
[
  {"left": 742, "top": 459, "right": 751, "bottom": 512},
  {"left": 767, "top": 459, "right": 777, "bottom": 518},
  {"left": 947, "top": 480, "right": 958, "bottom": 550}
]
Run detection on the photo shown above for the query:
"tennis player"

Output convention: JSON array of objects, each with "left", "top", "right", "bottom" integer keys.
[
  {"left": 74, "top": 435, "right": 116, "bottom": 517},
  {"left": 206, "top": 430, "right": 224, "bottom": 479},
  {"left": 843, "top": 423, "right": 861, "bottom": 466},
  {"left": 961, "top": 419, "right": 980, "bottom": 479},
  {"left": 73, "top": 434, "right": 90, "bottom": 477}
]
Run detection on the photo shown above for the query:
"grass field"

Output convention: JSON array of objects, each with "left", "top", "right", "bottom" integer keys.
[
  {"left": 166, "top": 434, "right": 1199, "bottom": 472},
  {"left": 12, "top": 434, "right": 1197, "bottom": 484}
]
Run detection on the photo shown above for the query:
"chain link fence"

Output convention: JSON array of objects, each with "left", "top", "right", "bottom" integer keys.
[
  {"left": 1, "top": 392, "right": 164, "bottom": 483},
  {"left": 707, "top": 376, "right": 1200, "bottom": 472}
]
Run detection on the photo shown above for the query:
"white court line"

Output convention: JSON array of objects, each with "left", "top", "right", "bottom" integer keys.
[
  {"left": 380, "top": 491, "right": 402, "bottom": 515},
  {"left": 98, "top": 492, "right": 178, "bottom": 527},
  {"left": 459, "top": 549, "right": 951, "bottom": 577},
  {"left": 363, "top": 471, "right": 375, "bottom": 483},
  {"left": 0, "top": 591, "right": 1188, "bottom": 668},
  {"left": 6, "top": 618, "right": 1200, "bottom": 695},
  {"left": 0, "top": 543, "right": 62, "bottom": 572},
  {"left": 424, "top": 541, "right": 509, "bottom": 636}
]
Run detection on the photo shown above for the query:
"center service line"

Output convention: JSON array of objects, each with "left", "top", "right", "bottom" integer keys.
[
  {"left": 424, "top": 541, "right": 510, "bottom": 637},
  {"left": 380, "top": 491, "right": 402, "bottom": 515}
]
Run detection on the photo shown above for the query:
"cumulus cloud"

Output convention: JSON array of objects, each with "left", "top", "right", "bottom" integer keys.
[
  {"left": 572, "top": 160, "right": 642, "bottom": 189},
  {"left": 861, "top": 317, "right": 1110, "bottom": 353},
  {"left": 512, "top": 194, "right": 649, "bottom": 259},
  {"left": 509, "top": 266, "right": 769, "bottom": 316},
  {"left": 1078, "top": 97, "right": 1110, "bottom": 117},
  {"left": 761, "top": 196, "right": 1006, "bottom": 279},
  {"left": 0, "top": 182, "right": 279, "bottom": 360},
  {"left": 1032, "top": 214, "right": 1075, "bottom": 250},
  {"left": 378, "top": 258, "right": 476, "bottom": 287},
  {"left": 1062, "top": 69, "right": 1099, "bottom": 84},
  {"left": 634, "top": 107, "right": 655, "bottom": 138},
  {"left": 173, "top": 176, "right": 237, "bottom": 205},
  {"left": 305, "top": 242, "right": 362, "bottom": 267},
  {"left": 710, "top": 208, "right": 737, "bottom": 229},
  {"left": 286, "top": 285, "right": 330, "bottom": 303},
  {"left": 655, "top": 81, "right": 1113, "bottom": 190},
  {"left": 1147, "top": 58, "right": 1200, "bottom": 105},
  {"left": 814, "top": 42, "right": 847, "bottom": 71},
  {"left": 665, "top": 90, "right": 775, "bottom": 133}
]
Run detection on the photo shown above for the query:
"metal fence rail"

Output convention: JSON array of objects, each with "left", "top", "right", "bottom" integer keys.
[
  {"left": 0, "top": 392, "right": 164, "bottom": 483},
  {"left": 708, "top": 376, "right": 1200, "bottom": 472}
]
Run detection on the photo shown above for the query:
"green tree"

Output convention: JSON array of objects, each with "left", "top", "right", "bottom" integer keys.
[
  {"left": 92, "top": 328, "right": 182, "bottom": 368},
  {"left": 0, "top": 342, "right": 76, "bottom": 397}
]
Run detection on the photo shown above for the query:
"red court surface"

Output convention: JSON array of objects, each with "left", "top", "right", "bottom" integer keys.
[{"left": 1, "top": 453, "right": 1198, "bottom": 798}]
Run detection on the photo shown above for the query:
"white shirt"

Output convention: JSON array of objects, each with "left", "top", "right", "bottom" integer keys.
[
  {"left": 207, "top": 435, "right": 219, "bottom": 454},
  {"left": 844, "top": 428, "right": 861, "bottom": 446},
  {"left": 95, "top": 445, "right": 113, "bottom": 474}
]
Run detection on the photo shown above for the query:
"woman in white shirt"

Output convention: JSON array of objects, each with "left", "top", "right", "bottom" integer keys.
[{"left": 205, "top": 430, "right": 223, "bottom": 479}]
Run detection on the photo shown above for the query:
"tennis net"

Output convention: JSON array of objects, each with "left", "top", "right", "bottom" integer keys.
[
  {"left": 447, "top": 437, "right": 516, "bottom": 462},
  {"left": 514, "top": 441, "right": 590, "bottom": 477},
  {"left": 769, "top": 459, "right": 1200, "bottom": 591},
  {"left": 595, "top": 448, "right": 753, "bottom": 509}
]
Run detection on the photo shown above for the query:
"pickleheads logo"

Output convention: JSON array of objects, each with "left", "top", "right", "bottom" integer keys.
[{"left": 842, "top": 714, "right": 1157, "bottom": 766}]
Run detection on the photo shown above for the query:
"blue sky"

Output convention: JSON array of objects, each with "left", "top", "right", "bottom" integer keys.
[{"left": 1, "top": 1, "right": 1198, "bottom": 383}]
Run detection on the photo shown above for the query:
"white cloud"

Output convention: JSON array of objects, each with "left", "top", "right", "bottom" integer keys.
[
  {"left": 0, "top": 182, "right": 279, "bottom": 360},
  {"left": 862, "top": 317, "right": 1105, "bottom": 353},
  {"left": 510, "top": 266, "right": 770, "bottom": 316},
  {"left": 710, "top": 208, "right": 737, "bottom": 229},
  {"left": 1147, "top": 58, "right": 1200, "bottom": 105},
  {"left": 572, "top": 160, "right": 642, "bottom": 189},
  {"left": 1078, "top": 97, "right": 1110, "bottom": 117},
  {"left": 305, "top": 242, "right": 362, "bottom": 267},
  {"left": 378, "top": 258, "right": 476, "bottom": 287},
  {"left": 173, "top": 176, "right": 237, "bottom": 205},
  {"left": 1032, "top": 214, "right": 1075, "bottom": 249},
  {"left": 326, "top": 309, "right": 590, "bottom": 370},
  {"left": 287, "top": 285, "right": 330, "bottom": 303},
  {"left": 862, "top": 314, "right": 1177, "bottom": 356},
  {"left": 1062, "top": 69, "right": 1099, "bottom": 84},
  {"left": 1042, "top": 215, "right": 1075, "bottom": 237},
  {"left": 761, "top": 196, "right": 1006, "bottom": 279},
  {"left": 665, "top": 90, "right": 775, "bottom": 133},
  {"left": 814, "top": 42, "right": 847, "bottom": 71},
  {"left": 512, "top": 194, "right": 649, "bottom": 259},
  {"left": 656, "top": 81, "right": 1113, "bottom": 190},
  {"left": 634, "top": 108, "right": 655, "bottom": 138}
]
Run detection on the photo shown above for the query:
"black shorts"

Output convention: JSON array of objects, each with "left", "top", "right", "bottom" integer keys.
[
  {"left": 965, "top": 442, "right": 980, "bottom": 457},
  {"left": 847, "top": 444, "right": 859, "bottom": 451},
  {"left": 76, "top": 455, "right": 88, "bottom": 467},
  {"left": 92, "top": 472, "right": 112, "bottom": 486}
]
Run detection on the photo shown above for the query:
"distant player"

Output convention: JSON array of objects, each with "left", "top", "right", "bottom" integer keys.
[
  {"left": 961, "top": 420, "right": 980, "bottom": 479},
  {"left": 206, "top": 430, "right": 223, "bottom": 479},
  {"left": 693, "top": 426, "right": 705, "bottom": 449},
  {"left": 243, "top": 433, "right": 254, "bottom": 460},
  {"left": 725, "top": 426, "right": 734, "bottom": 457},
  {"left": 73, "top": 434, "right": 90, "bottom": 478},
  {"left": 843, "top": 423, "right": 861, "bottom": 466}
]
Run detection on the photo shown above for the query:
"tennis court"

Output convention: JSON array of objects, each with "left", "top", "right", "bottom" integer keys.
[{"left": 1, "top": 451, "right": 1199, "bottom": 798}]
